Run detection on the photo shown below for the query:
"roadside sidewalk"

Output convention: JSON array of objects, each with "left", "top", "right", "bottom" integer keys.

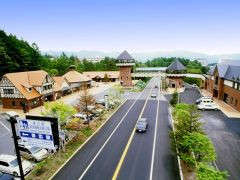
[
  {"left": 201, "top": 89, "right": 240, "bottom": 118},
  {"left": 0, "top": 82, "right": 118, "bottom": 118}
]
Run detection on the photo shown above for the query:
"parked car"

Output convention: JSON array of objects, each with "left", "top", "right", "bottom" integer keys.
[
  {"left": 18, "top": 143, "right": 48, "bottom": 162},
  {"left": 96, "top": 99, "right": 105, "bottom": 106},
  {"left": 191, "top": 84, "right": 198, "bottom": 88},
  {"left": 73, "top": 113, "right": 94, "bottom": 120},
  {"left": 196, "top": 96, "right": 213, "bottom": 104},
  {"left": 91, "top": 108, "right": 104, "bottom": 117},
  {"left": 136, "top": 118, "right": 148, "bottom": 133},
  {"left": 197, "top": 100, "right": 218, "bottom": 110},
  {"left": 0, "top": 172, "right": 14, "bottom": 180},
  {"left": 1, "top": 111, "right": 19, "bottom": 121},
  {"left": 0, "top": 154, "right": 34, "bottom": 176},
  {"left": 151, "top": 93, "right": 157, "bottom": 98}
]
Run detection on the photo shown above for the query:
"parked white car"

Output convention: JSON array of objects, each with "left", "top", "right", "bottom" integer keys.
[
  {"left": 18, "top": 143, "right": 48, "bottom": 162},
  {"left": 196, "top": 96, "right": 212, "bottom": 104},
  {"left": 0, "top": 154, "right": 34, "bottom": 176},
  {"left": 197, "top": 100, "right": 218, "bottom": 110}
]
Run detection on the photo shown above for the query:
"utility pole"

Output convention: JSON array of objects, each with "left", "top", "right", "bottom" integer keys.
[{"left": 9, "top": 116, "right": 25, "bottom": 180}]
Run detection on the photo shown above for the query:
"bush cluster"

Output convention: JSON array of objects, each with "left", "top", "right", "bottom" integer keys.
[
  {"left": 171, "top": 103, "right": 228, "bottom": 180},
  {"left": 170, "top": 91, "right": 179, "bottom": 106},
  {"left": 183, "top": 77, "right": 202, "bottom": 87}
]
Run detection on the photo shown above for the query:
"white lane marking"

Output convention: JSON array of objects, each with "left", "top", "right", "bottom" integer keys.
[
  {"left": 0, "top": 120, "right": 11, "bottom": 132},
  {"left": 149, "top": 76, "right": 161, "bottom": 180},
  {"left": 79, "top": 79, "right": 155, "bottom": 180}
]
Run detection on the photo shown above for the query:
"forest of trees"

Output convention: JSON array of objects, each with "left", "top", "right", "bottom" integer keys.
[
  {"left": 144, "top": 57, "right": 209, "bottom": 74},
  {"left": 0, "top": 30, "right": 118, "bottom": 77},
  {"left": 0, "top": 29, "right": 208, "bottom": 77}
]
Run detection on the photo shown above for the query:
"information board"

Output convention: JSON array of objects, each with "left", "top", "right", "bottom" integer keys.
[{"left": 18, "top": 116, "right": 58, "bottom": 149}]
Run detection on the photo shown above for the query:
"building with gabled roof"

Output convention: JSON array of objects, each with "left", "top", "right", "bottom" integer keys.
[
  {"left": 166, "top": 60, "right": 186, "bottom": 73},
  {"left": 53, "top": 76, "right": 71, "bottom": 99},
  {"left": 0, "top": 70, "right": 54, "bottom": 111},
  {"left": 63, "top": 70, "right": 91, "bottom": 91},
  {"left": 205, "top": 63, "right": 240, "bottom": 111},
  {"left": 82, "top": 71, "right": 119, "bottom": 82}
]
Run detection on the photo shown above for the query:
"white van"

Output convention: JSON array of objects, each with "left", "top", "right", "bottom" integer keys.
[{"left": 197, "top": 99, "right": 218, "bottom": 110}]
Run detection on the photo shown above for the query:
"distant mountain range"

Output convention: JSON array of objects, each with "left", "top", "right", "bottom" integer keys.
[{"left": 42, "top": 50, "right": 240, "bottom": 64}]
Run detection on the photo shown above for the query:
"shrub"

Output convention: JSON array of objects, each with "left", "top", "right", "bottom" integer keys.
[
  {"left": 183, "top": 77, "right": 202, "bottom": 87},
  {"left": 180, "top": 132, "right": 216, "bottom": 163},
  {"left": 34, "top": 161, "right": 47, "bottom": 176},
  {"left": 135, "top": 80, "right": 146, "bottom": 90},
  {"left": 187, "top": 68, "right": 202, "bottom": 74},
  {"left": 170, "top": 91, "right": 178, "bottom": 106},
  {"left": 197, "top": 163, "right": 228, "bottom": 180},
  {"left": 42, "top": 101, "right": 77, "bottom": 125}
]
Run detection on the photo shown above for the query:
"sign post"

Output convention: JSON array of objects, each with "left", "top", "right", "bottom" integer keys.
[{"left": 9, "top": 116, "right": 25, "bottom": 180}]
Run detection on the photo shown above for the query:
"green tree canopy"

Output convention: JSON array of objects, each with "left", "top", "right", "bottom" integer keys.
[{"left": 41, "top": 101, "right": 77, "bottom": 125}]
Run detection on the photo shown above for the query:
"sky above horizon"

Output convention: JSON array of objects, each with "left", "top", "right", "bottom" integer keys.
[{"left": 1, "top": 0, "right": 240, "bottom": 54}]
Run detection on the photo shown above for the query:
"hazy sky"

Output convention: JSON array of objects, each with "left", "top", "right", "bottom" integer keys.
[{"left": 1, "top": 0, "right": 240, "bottom": 54}]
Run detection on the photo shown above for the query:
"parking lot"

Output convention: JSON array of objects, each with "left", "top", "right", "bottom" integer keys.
[
  {"left": 179, "top": 86, "right": 240, "bottom": 180},
  {"left": 0, "top": 115, "right": 15, "bottom": 155}
]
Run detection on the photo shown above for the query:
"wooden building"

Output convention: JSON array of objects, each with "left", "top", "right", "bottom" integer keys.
[
  {"left": 82, "top": 71, "right": 119, "bottom": 82},
  {"left": 116, "top": 50, "right": 135, "bottom": 87},
  {"left": 0, "top": 70, "right": 54, "bottom": 111},
  {"left": 205, "top": 64, "right": 240, "bottom": 111},
  {"left": 63, "top": 70, "right": 91, "bottom": 91},
  {"left": 53, "top": 76, "right": 71, "bottom": 99}
]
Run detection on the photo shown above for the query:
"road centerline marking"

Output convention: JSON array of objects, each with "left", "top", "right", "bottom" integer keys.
[
  {"left": 112, "top": 77, "right": 156, "bottom": 180},
  {"left": 78, "top": 79, "right": 154, "bottom": 180}
]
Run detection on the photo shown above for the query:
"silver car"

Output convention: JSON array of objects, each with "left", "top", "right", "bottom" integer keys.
[{"left": 18, "top": 143, "right": 48, "bottom": 162}]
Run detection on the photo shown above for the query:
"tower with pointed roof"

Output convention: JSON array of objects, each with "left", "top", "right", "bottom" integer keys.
[
  {"left": 166, "top": 60, "right": 186, "bottom": 88},
  {"left": 116, "top": 50, "right": 135, "bottom": 87}
]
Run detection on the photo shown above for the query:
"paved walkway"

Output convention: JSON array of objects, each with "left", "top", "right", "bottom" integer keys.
[
  {"left": 201, "top": 89, "right": 240, "bottom": 118},
  {"left": 0, "top": 82, "right": 118, "bottom": 117}
]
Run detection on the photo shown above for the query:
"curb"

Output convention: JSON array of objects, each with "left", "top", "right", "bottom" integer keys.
[
  {"left": 48, "top": 99, "right": 127, "bottom": 180},
  {"left": 168, "top": 106, "right": 184, "bottom": 180}
]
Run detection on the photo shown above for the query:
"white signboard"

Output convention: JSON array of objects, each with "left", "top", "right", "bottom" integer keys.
[{"left": 18, "top": 119, "right": 55, "bottom": 149}]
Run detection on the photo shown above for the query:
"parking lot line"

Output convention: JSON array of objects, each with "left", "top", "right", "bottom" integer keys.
[{"left": 0, "top": 120, "right": 10, "bottom": 132}]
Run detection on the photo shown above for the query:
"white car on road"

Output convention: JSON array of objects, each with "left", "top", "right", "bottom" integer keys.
[
  {"left": 197, "top": 99, "right": 218, "bottom": 110},
  {"left": 0, "top": 154, "right": 34, "bottom": 176}
]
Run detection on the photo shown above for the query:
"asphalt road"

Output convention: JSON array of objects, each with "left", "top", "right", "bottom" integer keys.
[
  {"left": 53, "top": 77, "right": 179, "bottom": 180},
  {"left": 179, "top": 87, "right": 240, "bottom": 180},
  {"left": 118, "top": 99, "right": 179, "bottom": 180}
]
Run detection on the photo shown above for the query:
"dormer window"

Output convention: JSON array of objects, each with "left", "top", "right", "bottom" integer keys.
[{"left": 29, "top": 88, "right": 32, "bottom": 92}]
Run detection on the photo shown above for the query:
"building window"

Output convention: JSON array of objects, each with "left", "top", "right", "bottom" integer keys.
[
  {"left": 235, "top": 99, "right": 238, "bottom": 107},
  {"left": 3, "top": 89, "right": 14, "bottom": 94},
  {"left": 12, "top": 101, "right": 16, "bottom": 106},
  {"left": 233, "top": 82, "right": 235, "bottom": 88},
  {"left": 237, "top": 83, "right": 240, "bottom": 90}
]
